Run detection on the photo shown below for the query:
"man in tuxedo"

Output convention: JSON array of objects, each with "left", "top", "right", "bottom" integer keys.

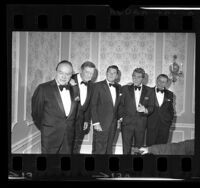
[
  {"left": 72, "top": 61, "right": 96, "bottom": 154},
  {"left": 146, "top": 74, "right": 174, "bottom": 146},
  {"left": 91, "top": 65, "right": 122, "bottom": 154},
  {"left": 31, "top": 60, "right": 79, "bottom": 154},
  {"left": 119, "top": 68, "right": 154, "bottom": 154}
]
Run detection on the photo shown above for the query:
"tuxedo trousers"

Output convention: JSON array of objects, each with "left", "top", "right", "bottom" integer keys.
[{"left": 92, "top": 121, "right": 117, "bottom": 154}]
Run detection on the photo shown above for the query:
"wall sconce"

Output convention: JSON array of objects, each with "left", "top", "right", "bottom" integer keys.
[{"left": 169, "top": 55, "right": 184, "bottom": 83}]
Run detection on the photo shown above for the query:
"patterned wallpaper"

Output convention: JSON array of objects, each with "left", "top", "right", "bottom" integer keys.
[
  {"left": 162, "top": 33, "right": 186, "bottom": 116},
  {"left": 99, "top": 33, "right": 155, "bottom": 86},
  {"left": 70, "top": 32, "right": 91, "bottom": 73},
  {"left": 11, "top": 32, "right": 195, "bottom": 152},
  {"left": 26, "top": 32, "right": 60, "bottom": 122}
]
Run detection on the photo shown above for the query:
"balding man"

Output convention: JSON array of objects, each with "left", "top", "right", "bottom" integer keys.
[{"left": 31, "top": 60, "right": 79, "bottom": 154}]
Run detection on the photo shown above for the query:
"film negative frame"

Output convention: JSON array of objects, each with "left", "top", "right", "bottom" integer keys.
[{"left": 7, "top": 3, "right": 200, "bottom": 181}]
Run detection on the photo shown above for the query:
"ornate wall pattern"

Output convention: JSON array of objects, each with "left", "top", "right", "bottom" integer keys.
[
  {"left": 11, "top": 32, "right": 195, "bottom": 153},
  {"left": 26, "top": 32, "right": 60, "bottom": 122},
  {"left": 70, "top": 32, "right": 91, "bottom": 73},
  {"left": 99, "top": 33, "right": 155, "bottom": 86},
  {"left": 162, "top": 33, "right": 187, "bottom": 116}
]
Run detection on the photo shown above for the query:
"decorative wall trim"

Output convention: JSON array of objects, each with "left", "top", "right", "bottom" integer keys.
[
  {"left": 22, "top": 139, "right": 40, "bottom": 153},
  {"left": 176, "top": 33, "right": 187, "bottom": 117},
  {"left": 169, "top": 130, "right": 184, "bottom": 142},
  {"left": 24, "top": 32, "right": 29, "bottom": 122},
  {"left": 172, "top": 123, "right": 194, "bottom": 128},
  {"left": 89, "top": 32, "right": 92, "bottom": 61},
  {"left": 68, "top": 32, "right": 71, "bottom": 61},
  {"left": 59, "top": 32, "right": 62, "bottom": 62},
  {"left": 153, "top": 33, "right": 156, "bottom": 87},
  {"left": 162, "top": 33, "right": 165, "bottom": 75},
  {"left": 26, "top": 121, "right": 34, "bottom": 126},
  {"left": 12, "top": 130, "right": 40, "bottom": 153},
  {"left": 192, "top": 35, "right": 196, "bottom": 114},
  {"left": 191, "top": 130, "right": 195, "bottom": 140},
  {"left": 97, "top": 32, "right": 101, "bottom": 82},
  {"left": 12, "top": 32, "right": 20, "bottom": 131}
]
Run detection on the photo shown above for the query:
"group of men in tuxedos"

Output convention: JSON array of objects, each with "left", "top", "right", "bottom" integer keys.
[{"left": 31, "top": 60, "right": 174, "bottom": 154}]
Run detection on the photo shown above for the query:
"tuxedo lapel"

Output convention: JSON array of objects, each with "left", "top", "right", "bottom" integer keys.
[
  {"left": 153, "top": 87, "right": 159, "bottom": 107},
  {"left": 102, "top": 80, "right": 114, "bottom": 106},
  {"left": 67, "top": 85, "right": 75, "bottom": 119},
  {"left": 139, "top": 85, "right": 147, "bottom": 104},
  {"left": 51, "top": 80, "right": 66, "bottom": 116},
  {"left": 161, "top": 89, "right": 169, "bottom": 107},
  {"left": 128, "top": 84, "right": 136, "bottom": 108},
  {"left": 83, "top": 81, "right": 92, "bottom": 107},
  {"left": 73, "top": 74, "right": 80, "bottom": 94},
  {"left": 115, "top": 84, "right": 120, "bottom": 106}
]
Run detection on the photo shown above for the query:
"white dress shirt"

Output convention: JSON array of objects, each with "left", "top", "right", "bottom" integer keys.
[
  {"left": 107, "top": 80, "right": 116, "bottom": 106},
  {"left": 155, "top": 87, "right": 164, "bottom": 107},
  {"left": 77, "top": 73, "right": 87, "bottom": 106},
  {"left": 57, "top": 82, "right": 71, "bottom": 117},
  {"left": 134, "top": 84, "right": 142, "bottom": 110}
]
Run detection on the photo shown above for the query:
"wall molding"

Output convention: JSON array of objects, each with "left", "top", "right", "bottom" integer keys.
[
  {"left": 192, "top": 35, "right": 196, "bottom": 114},
  {"left": 22, "top": 139, "right": 40, "bottom": 153},
  {"left": 176, "top": 33, "right": 187, "bottom": 117},
  {"left": 12, "top": 130, "right": 40, "bottom": 153},
  {"left": 23, "top": 32, "right": 29, "bottom": 122},
  {"left": 12, "top": 32, "right": 20, "bottom": 131},
  {"left": 169, "top": 130, "right": 185, "bottom": 142},
  {"left": 171, "top": 123, "right": 194, "bottom": 128}
]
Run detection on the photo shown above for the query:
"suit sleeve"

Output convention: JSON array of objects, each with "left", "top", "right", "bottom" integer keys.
[
  {"left": 31, "top": 85, "right": 44, "bottom": 130},
  {"left": 91, "top": 84, "right": 100, "bottom": 124},
  {"left": 146, "top": 88, "right": 154, "bottom": 116}
]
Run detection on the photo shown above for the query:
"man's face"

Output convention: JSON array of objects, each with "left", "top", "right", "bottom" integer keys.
[
  {"left": 132, "top": 72, "right": 143, "bottom": 86},
  {"left": 55, "top": 63, "right": 73, "bottom": 85},
  {"left": 80, "top": 66, "right": 95, "bottom": 82},
  {"left": 156, "top": 76, "right": 168, "bottom": 89},
  {"left": 106, "top": 68, "right": 118, "bottom": 83}
]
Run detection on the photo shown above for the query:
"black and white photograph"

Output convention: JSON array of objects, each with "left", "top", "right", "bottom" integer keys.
[{"left": 11, "top": 32, "right": 195, "bottom": 155}]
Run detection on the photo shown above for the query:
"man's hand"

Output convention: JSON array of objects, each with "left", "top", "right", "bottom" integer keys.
[
  {"left": 83, "top": 122, "right": 89, "bottom": 130},
  {"left": 137, "top": 103, "right": 147, "bottom": 113},
  {"left": 139, "top": 147, "right": 149, "bottom": 155},
  {"left": 93, "top": 123, "right": 103, "bottom": 132},
  {"left": 69, "top": 79, "right": 77, "bottom": 86},
  {"left": 117, "top": 118, "right": 123, "bottom": 129}
]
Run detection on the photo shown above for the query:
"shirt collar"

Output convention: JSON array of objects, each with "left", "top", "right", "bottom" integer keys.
[
  {"left": 106, "top": 79, "right": 115, "bottom": 86},
  {"left": 77, "top": 73, "right": 83, "bottom": 84},
  {"left": 134, "top": 83, "right": 143, "bottom": 88}
]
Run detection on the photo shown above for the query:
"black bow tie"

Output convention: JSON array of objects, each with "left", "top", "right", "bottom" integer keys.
[
  {"left": 81, "top": 81, "right": 88, "bottom": 86},
  {"left": 134, "top": 85, "right": 141, "bottom": 91},
  {"left": 156, "top": 88, "right": 164, "bottom": 93},
  {"left": 59, "top": 84, "right": 70, "bottom": 91},
  {"left": 109, "top": 83, "right": 116, "bottom": 87}
]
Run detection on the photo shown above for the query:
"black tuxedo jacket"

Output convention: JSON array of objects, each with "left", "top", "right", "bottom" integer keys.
[
  {"left": 71, "top": 74, "right": 93, "bottom": 122},
  {"left": 148, "top": 87, "right": 174, "bottom": 127},
  {"left": 119, "top": 84, "right": 154, "bottom": 125},
  {"left": 31, "top": 79, "right": 79, "bottom": 147},
  {"left": 91, "top": 80, "right": 122, "bottom": 130}
]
